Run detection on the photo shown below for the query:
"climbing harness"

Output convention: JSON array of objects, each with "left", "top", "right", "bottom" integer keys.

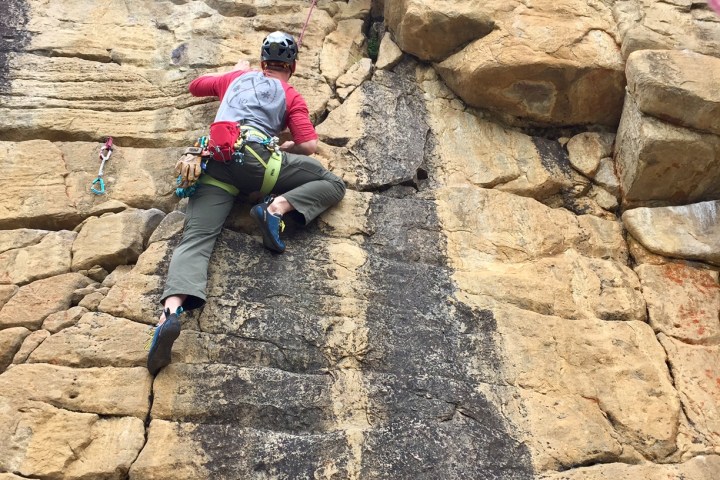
[
  {"left": 91, "top": 137, "right": 113, "bottom": 195},
  {"left": 198, "top": 122, "right": 283, "bottom": 196},
  {"left": 239, "top": 125, "right": 283, "bottom": 196},
  {"left": 176, "top": 124, "right": 283, "bottom": 199},
  {"left": 297, "top": 0, "right": 318, "bottom": 49}
]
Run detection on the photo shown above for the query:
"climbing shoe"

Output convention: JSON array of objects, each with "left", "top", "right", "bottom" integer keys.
[
  {"left": 146, "top": 307, "right": 182, "bottom": 376},
  {"left": 249, "top": 199, "right": 286, "bottom": 253}
]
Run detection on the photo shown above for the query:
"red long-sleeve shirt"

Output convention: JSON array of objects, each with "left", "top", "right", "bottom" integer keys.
[{"left": 189, "top": 70, "right": 318, "bottom": 144}]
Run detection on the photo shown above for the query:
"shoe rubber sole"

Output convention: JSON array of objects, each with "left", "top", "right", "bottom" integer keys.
[
  {"left": 250, "top": 205, "right": 285, "bottom": 253},
  {"left": 147, "top": 317, "right": 181, "bottom": 376}
]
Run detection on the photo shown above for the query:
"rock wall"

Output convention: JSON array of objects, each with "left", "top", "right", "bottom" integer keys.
[{"left": 1, "top": 0, "right": 719, "bottom": 479}]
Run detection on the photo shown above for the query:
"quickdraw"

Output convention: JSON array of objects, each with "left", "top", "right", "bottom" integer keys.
[{"left": 91, "top": 137, "right": 113, "bottom": 195}]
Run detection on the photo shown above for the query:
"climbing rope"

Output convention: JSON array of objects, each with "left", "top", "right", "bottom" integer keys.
[
  {"left": 297, "top": 0, "right": 318, "bottom": 49},
  {"left": 709, "top": 0, "right": 720, "bottom": 15}
]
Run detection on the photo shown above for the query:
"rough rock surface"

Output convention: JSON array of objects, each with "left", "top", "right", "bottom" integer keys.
[
  {"left": 433, "top": 1, "right": 626, "bottom": 126},
  {"left": 1, "top": 0, "right": 719, "bottom": 479},
  {"left": 626, "top": 49, "right": 720, "bottom": 136},
  {"left": 624, "top": 201, "right": 720, "bottom": 266}
]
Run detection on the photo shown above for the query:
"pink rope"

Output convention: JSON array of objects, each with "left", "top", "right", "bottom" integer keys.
[
  {"left": 709, "top": 0, "right": 720, "bottom": 15},
  {"left": 297, "top": 0, "right": 318, "bottom": 49}
]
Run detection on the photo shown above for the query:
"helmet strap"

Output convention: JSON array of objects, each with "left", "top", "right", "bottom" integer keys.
[{"left": 262, "top": 61, "right": 295, "bottom": 77}]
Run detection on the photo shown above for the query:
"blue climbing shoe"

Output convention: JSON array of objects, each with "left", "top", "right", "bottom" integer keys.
[
  {"left": 146, "top": 308, "right": 182, "bottom": 376},
  {"left": 249, "top": 199, "right": 286, "bottom": 253}
]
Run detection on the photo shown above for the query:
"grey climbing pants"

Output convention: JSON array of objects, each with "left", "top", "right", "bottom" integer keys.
[{"left": 161, "top": 148, "right": 346, "bottom": 310}]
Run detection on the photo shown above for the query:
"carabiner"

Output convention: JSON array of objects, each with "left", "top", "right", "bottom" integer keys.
[{"left": 91, "top": 177, "right": 106, "bottom": 195}]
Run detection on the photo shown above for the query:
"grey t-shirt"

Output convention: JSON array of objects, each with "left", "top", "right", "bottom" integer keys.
[{"left": 213, "top": 71, "right": 287, "bottom": 138}]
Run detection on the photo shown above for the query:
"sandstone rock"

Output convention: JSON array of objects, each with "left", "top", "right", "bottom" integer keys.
[
  {"left": 101, "top": 264, "right": 133, "bottom": 288},
  {"left": 384, "top": 0, "right": 493, "bottom": 61},
  {"left": 128, "top": 420, "right": 208, "bottom": 480},
  {"left": 0, "top": 228, "right": 47, "bottom": 253},
  {"left": 336, "top": 0, "right": 372, "bottom": 21},
  {"left": 42, "top": 306, "right": 88, "bottom": 333},
  {"left": 554, "top": 195, "right": 616, "bottom": 220},
  {"left": 72, "top": 284, "right": 102, "bottom": 303},
  {"left": 436, "top": 186, "right": 629, "bottom": 265},
  {"left": 148, "top": 210, "right": 185, "bottom": 244},
  {"left": 627, "top": 236, "right": 669, "bottom": 266},
  {"left": 567, "top": 132, "right": 615, "bottom": 178},
  {"left": 0, "top": 363, "right": 151, "bottom": 418},
  {"left": 88, "top": 199, "right": 129, "bottom": 216},
  {"left": 0, "top": 140, "right": 178, "bottom": 230},
  {"left": 99, "top": 271, "right": 164, "bottom": 325},
  {"left": 11, "top": 329, "right": 50, "bottom": 364},
  {"left": 376, "top": 33, "right": 403, "bottom": 70},
  {"left": 589, "top": 185, "right": 619, "bottom": 212},
  {"left": 29, "top": 312, "right": 150, "bottom": 368},
  {"left": 660, "top": 335, "right": 720, "bottom": 446},
  {"left": 0, "top": 65, "right": 208, "bottom": 142},
  {"left": 79, "top": 265, "right": 110, "bottom": 283},
  {"left": 0, "top": 141, "right": 82, "bottom": 229},
  {"left": 317, "top": 68, "right": 429, "bottom": 190},
  {"left": 538, "top": 454, "right": 720, "bottom": 479},
  {"left": 78, "top": 291, "right": 106, "bottom": 310},
  {"left": 171, "top": 329, "right": 291, "bottom": 367},
  {"left": 0, "top": 473, "right": 28, "bottom": 479},
  {"left": 71, "top": 208, "right": 165, "bottom": 271},
  {"left": 97, "top": 238, "right": 173, "bottom": 324},
  {"left": 418, "top": 66, "right": 587, "bottom": 201},
  {"left": 454, "top": 249, "right": 645, "bottom": 321},
  {"left": 336, "top": 57, "right": 373, "bottom": 99},
  {"left": 637, "top": 263, "right": 720, "bottom": 345},
  {"left": 0, "top": 327, "right": 30, "bottom": 373},
  {"left": 204, "top": 0, "right": 256, "bottom": 17},
  {"left": 152, "top": 364, "right": 334, "bottom": 426},
  {"left": 613, "top": 0, "right": 720, "bottom": 58},
  {"left": 0, "top": 285, "right": 18, "bottom": 311},
  {"left": 627, "top": 50, "right": 720, "bottom": 136},
  {"left": 316, "top": 189, "right": 373, "bottom": 238},
  {"left": 0, "top": 273, "right": 92, "bottom": 330},
  {"left": 4, "top": 0, "right": 720, "bottom": 475},
  {"left": 515, "top": 390, "right": 623, "bottom": 471},
  {"left": 131, "top": 419, "right": 356, "bottom": 479},
  {"left": 615, "top": 95, "right": 720, "bottom": 208},
  {"left": 58, "top": 143, "right": 178, "bottom": 213},
  {"left": 594, "top": 158, "right": 620, "bottom": 197},
  {"left": 435, "top": 2, "right": 625, "bottom": 125},
  {"left": 320, "top": 19, "right": 366, "bottom": 85},
  {"left": 0, "top": 398, "right": 144, "bottom": 480},
  {"left": 623, "top": 201, "right": 720, "bottom": 266},
  {"left": 495, "top": 306, "right": 680, "bottom": 461}
]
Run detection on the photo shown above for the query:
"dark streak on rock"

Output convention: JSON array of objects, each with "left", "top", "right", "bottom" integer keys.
[
  {"left": 359, "top": 194, "right": 534, "bottom": 478},
  {"left": 533, "top": 136, "right": 574, "bottom": 177},
  {"left": 0, "top": 0, "right": 30, "bottom": 93},
  {"left": 170, "top": 43, "right": 188, "bottom": 66}
]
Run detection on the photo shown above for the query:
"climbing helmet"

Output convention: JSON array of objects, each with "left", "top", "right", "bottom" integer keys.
[{"left": 261, "top": 31, "right": 298, "bottom": 65}]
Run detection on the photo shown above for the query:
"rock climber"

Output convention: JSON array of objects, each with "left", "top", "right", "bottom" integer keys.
[{"left": 146, "top": 31, "right": 346, "bottom": 376}]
